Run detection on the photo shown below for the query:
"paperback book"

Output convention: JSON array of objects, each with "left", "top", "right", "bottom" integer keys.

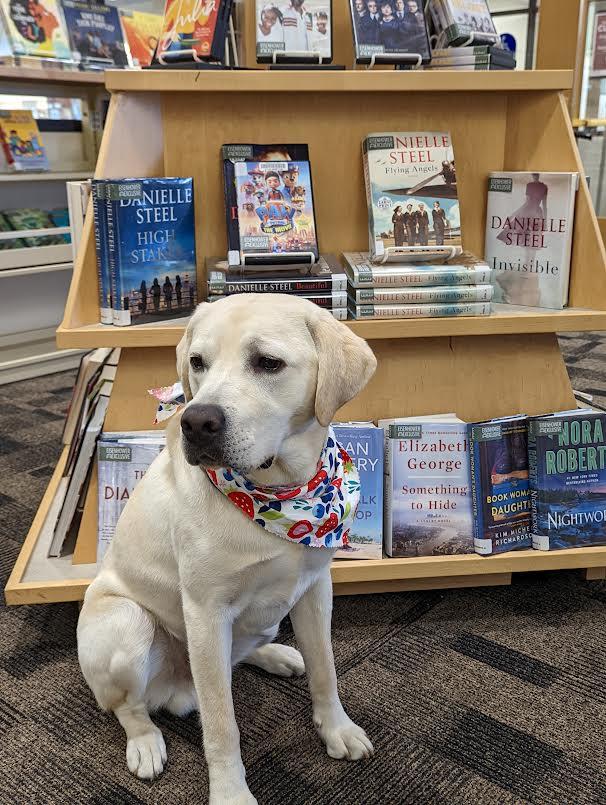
[
  {"left": 0, "top": 0, "right": 71, "bottom": 59},
  {"left": 61, "top": 0, "right": 129, "bottom": 67},
  {"left": 91, "top": 179, "right": 111, "bottom": 324},
  {"left": 120, "top": 9, "right": 162, "bottom": 67},
  {"left": 0, "top": 211, "right": 25, "bottom": 248},
  {"left": 105, "top": 177, "right": 197, "bottom": 326},
  {"left": 484, "top": 171, "right": 579, "bottom": 309},
  {"left": 0, "top": 110, "right": 49, "bottom": 171},
  {"left": 350, "top": 284, "right": 493, "bottom": 304},
  {"left": 343, "top": 251, "right": 492, "bottom": 287},
  {"left": 468, "top": 415, "right": 531, "bottom": 555},
  {"left": 431, "top": 45, "right": 514, "bottom": 65},
  {"left": 256, "top": 0, "right": 332, "bottom": 63},
  {"left": 3, "top": 207, "right": 64, "bottom": 245},
  {"left": 207, "top": 255, "right": 346, "bottom": 294},
  {"left": 363, "top": 131, "right": 461, "bottom": 263},
  {"left": 380, "top": 415, "right": 474, "bottom": 557},
  {"left": 349, "top": 301, "right": 491, "bottom": 319},
  {"left": 332, "top": 422, "right": 383, "bottom": 560},
  {"left": 153, "top": 0, "right": 233, "bottom": 63},
  {"left": 528, "top": 409, "right": 606, "bottom": 551},
  {"left": 349, "top": 0, "right": 431, "bottom": 65}
]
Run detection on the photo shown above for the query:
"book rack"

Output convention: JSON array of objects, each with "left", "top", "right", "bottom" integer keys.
[{"left": 7, "top": 67, "right": 606, "bottom": 606}]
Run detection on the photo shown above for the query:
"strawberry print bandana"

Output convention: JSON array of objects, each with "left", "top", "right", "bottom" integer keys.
[{"left": 205, "top": 428, "right": 361, "bottom": 549}]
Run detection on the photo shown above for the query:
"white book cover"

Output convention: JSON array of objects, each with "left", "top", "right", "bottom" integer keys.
[
  {"left": 255, "top": 0, "right": 331, "bottom": 61},
  {"left": 343, "top": 251, "right": 491, "bottom": 287},
  {"left": 484, "top": 171, "right": 579, "bottom": 309}
]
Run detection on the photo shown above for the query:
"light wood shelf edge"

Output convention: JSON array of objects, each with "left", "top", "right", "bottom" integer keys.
[{"left": 0, "top": 65, "right": 105, "bottom": 84}]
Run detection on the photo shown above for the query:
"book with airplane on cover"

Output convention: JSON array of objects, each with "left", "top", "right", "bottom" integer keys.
[{"left": 343, "top": 251, "right": 491, "bottom": 287}]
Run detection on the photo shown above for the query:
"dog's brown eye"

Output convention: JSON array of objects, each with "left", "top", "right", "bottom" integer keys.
[
  {"left": 257, "top": 356, "right": 284, "bottom": 372},
  {"left": 190, "top": 355, "right": 205, "bottom": 371}
]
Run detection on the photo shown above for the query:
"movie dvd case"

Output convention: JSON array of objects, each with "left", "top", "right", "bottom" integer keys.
[
  {"left": 61, "top": 0, "right": 129, "bottom": 67},
  {"left": 349, "top": 0, "right": 431, "bottom": 65},
  {"left": 256, "top": 0, "right": 332, "bottom": 63},
  {"left": 153, "top": 0, "right": 233, "bottom": 63}
]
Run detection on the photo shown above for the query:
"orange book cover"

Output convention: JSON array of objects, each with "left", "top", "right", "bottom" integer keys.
[
  {"left": 155, "top": 0, "right": 230, "bottom": 61},
  {"left": 120, "top": 9, "right": 162, "bottom": 67}
]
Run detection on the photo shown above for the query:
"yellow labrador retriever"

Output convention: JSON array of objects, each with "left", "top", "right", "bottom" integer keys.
[{"left": 77, "top": 294, "right": 376, "bottom": 804}]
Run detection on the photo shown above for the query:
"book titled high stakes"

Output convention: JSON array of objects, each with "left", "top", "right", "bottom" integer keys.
[
  {"left": 0, "top": 0, "right": 71, "bottom": 59},
  {"left": 91, "top": 180, "right": 112, "bottom": 324},
  {"left": 332, "top": 422, "right": 383, "bottom": 560},
  {"left": 153, "top": 0, "right": 233, "bottom": 63},
  {"left": 380, "top": 415, "right": 474, "bottom": 557},
  {"left": 363, "top": 132, "right": 461, "bottom": 264},
  {"left": 349, "top": 0, "right": 431, "bottom": 65},
  {"left": 343, "top": 251, "right": 491, "bottom": 287},
  {"left": 485, "top": 171, "right": 579, "bottom": 309},
  {"left": 223, "top": 143, "right": 318, "bottom": 266},
  {"left": 0, "top": 110, "right": 49, "bottom": 172},
  {"left": 468, "top": 415, "right": 531, "bottom": 555},
  {"left": 61, "top": 0, "right": 129, "bottom": 67},
  {"left": 256, "top": 0, "right": 332, "bottom": 63},
  {"left": 528, "top": 410, "right": 606, "bottom": 551},
  {"left": 104, "top": 177, "right": 197, "bottom": 326}
]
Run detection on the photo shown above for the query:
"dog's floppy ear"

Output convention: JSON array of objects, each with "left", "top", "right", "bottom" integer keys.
[
  {"left": 308, "top": 308, "right": 377, "bottom": 427},
  {"left": 176, "top": 303, "right": 208, "bottom": 401}
]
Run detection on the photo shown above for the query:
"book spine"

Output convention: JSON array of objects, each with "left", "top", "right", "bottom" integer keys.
[
  {"left": 349, "top": 266, "right": 492, "bottom": 287},
  {"left": 527, "top": 421, "right": 548, "bottom": 550},
  {"left": 0, "top": 126, "right": 14, "bottom": 170},
  {"left": 92, "top": 180, "right": 112, "bottom": 325},
  {"left": 362, "top": 141, "right": 377, "bottom": 260},
  {"left": 222, "top": 152, "right": 240, "bottom": 266},
  {"left": 383, "top": 429, "right": 393, "bottom": 557},
  {"left": 468, "top": 428, "right": 491, "bottom": 555},
  {"left": 208, "top": 275, "right": 348, "bottom": 294},
  {"left": 106, "top": 185, "right": 129, "bottom": 327},
  {"left": 353, "top": 284, "right": 493, "bottom": 304},
  {"left": 350, "top": 301, "right": 491, "bottom": 319}
]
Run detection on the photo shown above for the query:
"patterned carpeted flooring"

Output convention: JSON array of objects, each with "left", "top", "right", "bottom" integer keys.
[{"left": 1, "top": 335, "right": 606, "bottom": 804}]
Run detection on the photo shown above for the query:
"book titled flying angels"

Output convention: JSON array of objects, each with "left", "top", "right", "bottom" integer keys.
[
  {"left": 363, "top": 132, "right": 462, "bottom": 264},
  {"left": 484, "top": 172, "right": 579, "bottom": 309},
  {"left": 256, "top": 0, "right": 332, "bottom": 64},
  {"left": 349, "top": 0, "right": 431, "bottom": 65}
]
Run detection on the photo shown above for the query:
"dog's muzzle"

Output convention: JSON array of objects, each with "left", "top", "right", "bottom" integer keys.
[{"left": 181, "top": 404, "right": 226, "bottom": 466}]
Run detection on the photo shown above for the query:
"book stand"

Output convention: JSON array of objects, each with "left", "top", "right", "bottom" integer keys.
[
  {"left": 433, "top": 30, "right": 501, "bottom": 51},
  {"left": 271, "top": 51, "right": 329, "bottom": 65},
  {"left": 7, "top": 68, "right": 606, "bottom": 606},
  {"left": 242, "top": 251, "right": 317, "bottom": 267},
  {"left": 375, "top": 245, "right": 458, "bottom": 264},
  {"left": 360, "top": 52, "right": 423, "bottom": 69}
]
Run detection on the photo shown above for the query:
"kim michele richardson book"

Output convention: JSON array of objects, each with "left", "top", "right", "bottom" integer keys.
[{"left": 484, "top": 171, "right": 579, "bottom": 309}]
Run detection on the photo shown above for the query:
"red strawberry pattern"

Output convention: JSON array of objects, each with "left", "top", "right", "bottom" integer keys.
[
  {"left": 316, "top": 513, "right": 338, "bottom": 539},
  {"left": 228, "top": 491, "right": 255, "bottom": 519},
  {"left": 308, "top": 469, "right": 328, "bottom": 491},
  {"left": 276, "top": 487, "right": 302, "bottom": 500},
  {"left": 288, "top": 520, "right": 313, "bottom": 539}
]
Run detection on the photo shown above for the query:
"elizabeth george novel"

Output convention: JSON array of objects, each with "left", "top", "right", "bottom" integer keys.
[{"left": 484, "top": 171, "right": 579, "bottom": 309}]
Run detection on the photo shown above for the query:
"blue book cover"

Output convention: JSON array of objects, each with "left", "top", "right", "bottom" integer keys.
[
  {"left": 528, "top": 409, "right": 606, "bottom": 551},
  {"left": 333, "top": 423, "right": 383, "bottom": 560},
  {"left": 61, "top": 0, "right": 129, "bottom": 67},
  {"left": 106, "top": 178, "right": 197, "bottom": 326},
  {"left": 468, "top": 416, "right": 531, "bottom": 555},
  {"left": 92, "top": 180, "right": 112, "bottom": 325}
]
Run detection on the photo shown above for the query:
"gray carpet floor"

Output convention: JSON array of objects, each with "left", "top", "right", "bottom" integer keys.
[{"left": 1, "top": 335, "right": 606, "bottom": 804}]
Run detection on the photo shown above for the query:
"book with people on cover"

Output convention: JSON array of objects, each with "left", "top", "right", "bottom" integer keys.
[
  {"left": 430, "top": 0, "right": 497, "bottom": 46},
  {"left": 343, "top": 250, "right": 491, "bottom": 287},
  {"left": 380, "top": 414, "right": 474, "bottom": 557},
  {"left": 484, "top": 171, "right": 579, "bottom": 309},
  {"left": 61, "top": 0, "right": 129, "bottom": 67},
  {"left": 104, "top": 177, "right": 197, "bottom": 326},
  {"left": 363, "top": 131, "right": 461, "bottom": 263},
  {"left": 0, "top": 110, "right": 49, "bottom": 171},
  {"left": 153, "top": 0, "right": 233, "bottom": 63},
  {"left": 349, "top": 0, "right": 431, "bottom": 65},
  {"left": 0, "top": 0, "right": 71, "bottom": 59},
  {"left": 528, "top": 409, "right": 606, "bottom": 551},
  {"left": 468, "top": 415, "right": 531, "bottom": 555},
  {"left": 256, "top": 0, "right": 332, "bottom": 63}
]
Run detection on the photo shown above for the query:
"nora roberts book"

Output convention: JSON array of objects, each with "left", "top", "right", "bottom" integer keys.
[
  {"left": 484, "top": 171, "right": 579, "bottom": 309},
  {"left": 528, "top": 409, "right": 606, "bottom": 551},
  {"left": 363, "top": 132, "right": 461, "bottom": 264}
]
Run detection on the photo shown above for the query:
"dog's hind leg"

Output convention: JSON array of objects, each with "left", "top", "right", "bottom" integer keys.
[{"left": 77, "top": 593, "right": 168, "bottom": 780}]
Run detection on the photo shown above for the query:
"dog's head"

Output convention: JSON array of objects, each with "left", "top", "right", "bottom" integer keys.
[{"left": 175, "top": 294, "right": 376, "bottom": 478}]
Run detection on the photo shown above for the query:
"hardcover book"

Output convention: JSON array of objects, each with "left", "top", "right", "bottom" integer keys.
[
  {"left": 468, "top": 415, "right": 531, "bottom": 555},
  {"left": 528, "top": 409, "right": 606, "bottom": 551},
  {"left": 438, "top": 0, "right": 496, "bottom": 46},
  {"left": 120, "top": 9, "right": 162, "bottom": 67},
  {"left": 153, "top": 0, "right": 233, "bottom": 63},
  {"left": 105, "top": 177, "right": 197, "bottom": 326},
  {"left": 0, "top": 110, "right": 49, "bottom": 171},
  {"left": 61, "top": 0, "right": 129, "bottom": 67},
  {"left": 380, "top": 415, "right": 474, "bottom": 557},
  {"left": 206, "top": 255, "right": 346, "bottom": 294},
  {"left": 349, "top": 0, "right": 431, "bottom": 65},
  {"left": 484, "top": 171, "right": 579, "bottom": 309},
  {"left": 349, "top": 301, "right": 491, "bottom": 319},
  {"left": 208, "top": 289, "right": 347, "bottom": 309},
  {"left": 0, "top": 0, "right": 71, "bottom": 59},
  {"left": 350, "top": 284, "right": 493, "bottom": 304},
  {"left": 363, "top": 131, "right": 461, "bottom": 263},
  {"left": 256, "top": 0, "right": 332, "bottom": 63},
  {"left": 333, "top": 422, "right": 383, "bottom": 560},
  {"left": 91, "top": 179, "right": 112, "bottom": 325},
  {"left": 343, "top": 251, "right": 491, "bottom": 287}
]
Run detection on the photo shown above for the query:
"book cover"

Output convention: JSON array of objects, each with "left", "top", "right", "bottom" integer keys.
[
  {"left": 256, "top": 0, "right": 332, "bottom": 63},
  {"left": 485, "top": 171, "right": 579, "bottom": 310},
  {"left": 154, "top": 0, "right": 232, "bottom": 63},
  {"left": 363, "top": 131, "right": 461, "bottom": 263},
  {"left": 208, "top": 289, "right": 347, "bottom": 308},
  {"left": 351, "top": 283, "right": 493, "bottom": 304},
  {"left": 0, "top": 210, "right": 25, "bottom": 249},
  {"left": 0, "top": 110, "right": 49, "bottom": 171},
  {"left": 106, "top": 177, "right": 197, "bottom": 327},
  {"left": 207, "top": 255, "right": 346, "bottom": 294},
  {"left": 343, "top": 250, "right": 491, "bottom": 287},
  {"left": 333, "top": 423, "right": 383, "bottom": 560},
  {"left": 3, "top": 207, "right": 64, "bottom": 245},
  {"left": 120, "top": 9, "right": 162, "bottom": 67},
  {"left": 380, "top": 417, "right": 474, "bottom": 557},
  {"left": 61, "top": 1, "right": 129, "bottom": 67},
  {"left": 349, "top": 0, "right": 431, "bottom": 65},
  {"left": 431, "top": 44, "right": 514, "bottom": 62},
  {"left": 349, "top": 300, "right": 491, "bottom": 319},
  {"left": 0, "top": 0, "right": 71, "bottom": 58},
  {"left": 468, "top": 415, "right": 531, "bottom": 555},
  {"left": 97, "top": 434, "right": 165, "bottom": 561},
  {"left": 440, "top": 0, "right": 496, "bottom": 45},
  {"left": 92, "top": 179, "right": 112, "bottom": 325},
  {"left": 528, "top": 410, "right": 606, "bottom": 551}
]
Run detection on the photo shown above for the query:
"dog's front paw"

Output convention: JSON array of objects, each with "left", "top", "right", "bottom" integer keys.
[
  {"left": 126, "top": 729, "right": 167, "bottom": 779},
  {"left": 315, "top": 716, "right": 373, "bottom": 761}
]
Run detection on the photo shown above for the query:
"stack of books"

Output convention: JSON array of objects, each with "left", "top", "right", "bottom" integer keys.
[
  {"left": 428, "top": 45, "right": 515, "bottom": 71},
  {"left": 344, "top": 251, "right": 493, "bottom": 320}
]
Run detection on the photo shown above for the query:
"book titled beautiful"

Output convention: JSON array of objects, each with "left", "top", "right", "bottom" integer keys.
[
  {"left": 207, "top": 255, "right": 346, "bottom": 294},
  {"left": 484, "top": 171, "right": 579, "bottom": 309},
  {"left": 363, "top": 132, "right": 461, "bottom": 264},
  {"left": 380, "top": 415, "right": 473, "bottom": 557},
  {"left": 528, "top": 409, "right": 606, "bottom": 551}
]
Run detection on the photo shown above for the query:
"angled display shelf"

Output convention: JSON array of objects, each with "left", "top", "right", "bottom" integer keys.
[{"left": 7, "top": 67, "right": 606, "bottom": 605}]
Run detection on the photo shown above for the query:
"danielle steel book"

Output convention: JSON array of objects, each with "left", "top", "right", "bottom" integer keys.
[
  {"left": 153, "top": 0, "right": 233, "bottom": 63},
  {"left": 343, "top": 251, "right": 491, "bottom": 287},
  {"left": 528, "top": 409, "right": 606, "bottom": 551},
  {"left": 434, "top": 0, "right": 497, "bottom": 46},
  {"left": 206, "top": 255, "right": 346, "bottom": 294},
  {"left": 363, "top": 132, "right": 461, "bottom": 263},
  {"left": 256, "top": 0, "right": 332, "bottom": 63},
  {"left": 91, "top": 179, "right": 112, "bottom": 325},
  {"left": 349, "top": 301, "right": 491, "bottom": 319},
  {"left": 105, "top": 177, "right": 197, "bottom": 326},
  {"left": 380, "top": 415, "right": 474, "bottom": 557},
  {"left": 349, "top": 0, "right": 431, "bottom": 65},
  {"left": 468, "top": 415, "right": 531, "bottom": 555},
  {"left": 332, "top": 422, "right": 383, "bottom": 560},
  {"left": 0, "top": 0, "right": 71, "bottom": 59},
  {"left": 61, "top": 0, "right": 129, "bottom": 67},
  {"left": 484, "top": 171, "right": 579, "bottom": 309},
  {"left": 350, "top": 284, "right": 492, "bottom": 304}
]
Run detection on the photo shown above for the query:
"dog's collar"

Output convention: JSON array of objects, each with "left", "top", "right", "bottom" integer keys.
[{"left": 205, "top": 427, "right": 360, "bottom": 549}]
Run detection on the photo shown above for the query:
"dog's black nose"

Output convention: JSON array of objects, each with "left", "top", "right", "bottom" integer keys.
[{"left": 181, "top": 404, "right": 226, "bottom": 443}]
